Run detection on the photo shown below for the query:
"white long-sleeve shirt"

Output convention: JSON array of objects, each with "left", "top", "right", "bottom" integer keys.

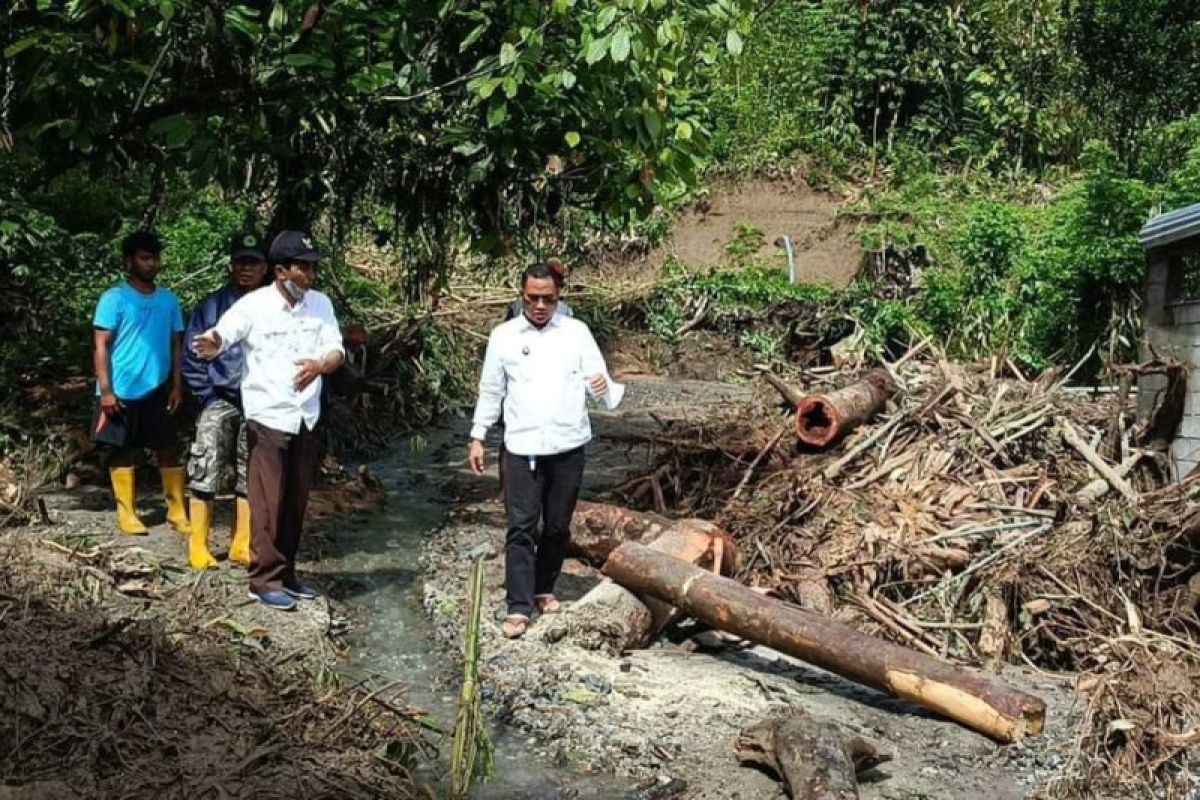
[
  {"left": 213, "top": 284, "right": 344, "bottom": 434},
  {"left": 470, "top": 312, "right": 624, "bottom": 456}
]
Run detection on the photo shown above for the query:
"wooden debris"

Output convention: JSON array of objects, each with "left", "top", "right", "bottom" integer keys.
[
  {"left": 795, "top": 370, "right": 895, "bottom": 448},
  {"left": 568, "top": 501, "right": 670, "bottom": 564},
  {"left": 760, "top": 369, "right": 806, "bottom": 407},
  {"left": 737, "top": 709, "right": 890, "bottom": 800},
  {"left": 544, "top": 520, "right": 738, "bottom": 652},
  {"left": 604, "top": 543, "right": 1047, "bottom": 742},
  {"left": 1060, "top": 419, "right": 1137, "bottom": 502}
]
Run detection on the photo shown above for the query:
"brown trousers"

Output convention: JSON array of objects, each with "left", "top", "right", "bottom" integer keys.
[{"left": 246, "top": 420, "right": 319, "bottom": 594}]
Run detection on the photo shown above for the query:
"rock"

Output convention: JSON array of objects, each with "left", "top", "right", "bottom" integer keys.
[
  {"left": 581, "top": 673, "right": 612, "bottom": 694},
  {"left": 460, "top": 542, "right": 498, "bottom": 561}
]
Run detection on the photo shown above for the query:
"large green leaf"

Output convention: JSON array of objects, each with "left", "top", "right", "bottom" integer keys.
[
  {"left": 585, "top": 36, "right": 609, "bottom": 65},
  {"left": 611, "top": 29, "right": 631, "bottom": 63}
]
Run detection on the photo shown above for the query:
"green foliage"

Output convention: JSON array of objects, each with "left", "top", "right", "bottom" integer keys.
[
  {"left": 5, "top": 0, "right": 754, "bottom": 246},
  {"left": 723, "top": 222, "right": 765, "bottom": 267},
  {"left": 870, "top": 141, "right": 1153, "bottom": 370},
  {"left": 709, "top": 1, "right": 1200, "bottom": 174},
  {"left": 154, "top": 193, "right": 255, "bottom": 307},
  {"left": 1066, "top": 0, "right": 1200, "bottom": 163},
  {"left": 645, "top": 260, "right": 833, "bottom": 345}
]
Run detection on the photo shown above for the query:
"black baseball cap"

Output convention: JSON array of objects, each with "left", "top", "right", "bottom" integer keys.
[
  {"left": 230, "top": 231, "right": 267, "bottom": 261},
  {"left": 269, "top": 230, "right": 321, "bottom": 264}
]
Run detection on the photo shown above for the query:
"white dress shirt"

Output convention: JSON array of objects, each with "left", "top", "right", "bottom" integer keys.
[
  {"left": 471, "top": 312, "right": 625, "bottom": 456},
  {"left": 214, "top": 284, "right": 344, "bottom": 434}
]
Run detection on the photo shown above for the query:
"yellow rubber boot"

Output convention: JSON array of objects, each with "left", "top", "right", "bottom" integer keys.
[
  {"left": 187, "top": 498, "right": 218, "bottom": 570},
  {"left": 160, "top": 466, "right": 191, "bottom": 534},
  {"left": 229, "top": 496, "right": 252, "bottom": 567},
  {"left": 109, "top": 466, "right": 148, "bottom": 535}
]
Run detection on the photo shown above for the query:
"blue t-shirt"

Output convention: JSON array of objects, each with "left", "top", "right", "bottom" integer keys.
[{"left": 93, "top": 283, "right": 185, "bottom": 400}]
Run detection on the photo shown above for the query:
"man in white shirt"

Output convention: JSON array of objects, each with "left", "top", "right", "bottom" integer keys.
[
  {"left": 192, "top": 231, "right": 345, "bottom": 612},
  {"left": 468, "top": 262, "right": 624, "bottom": 638}
]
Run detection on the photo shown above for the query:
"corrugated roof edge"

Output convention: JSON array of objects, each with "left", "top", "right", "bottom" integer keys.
[{"left": 1141, "top": 202, "right": 1200, "bottom": 250}]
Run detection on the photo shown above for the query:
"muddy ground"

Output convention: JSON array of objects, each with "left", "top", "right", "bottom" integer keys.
[
  {"left": 421, "top": 378, "right": 1086, "bottom": 800},
  {"left": 584, "top": 177, "right": 863, "bottom": 293}
]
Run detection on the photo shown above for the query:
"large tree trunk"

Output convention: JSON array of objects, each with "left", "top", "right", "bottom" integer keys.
[
  {"left": 603, "top": 543, "right": 1046, "bottom": 743},
  {"left": 737, "top": 710, "right": 890, "bottom": 800},
  {"left": 543, "top": 520, "right": 737, "bottom": 652},
  {"left": 795, "top": 370, "right": 894, "bottom": 448},
  {"left": 568, "top": 501, "right": 671, "bottom": 564}
]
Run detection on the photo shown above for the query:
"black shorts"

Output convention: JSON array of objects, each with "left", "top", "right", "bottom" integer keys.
[{"left": 91, "top": 382, "right": 178, "bottom": 451}]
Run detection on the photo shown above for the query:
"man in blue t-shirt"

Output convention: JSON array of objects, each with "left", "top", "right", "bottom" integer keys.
[{"left": 91, "top": 231, "right": 190, "bottom": 536}]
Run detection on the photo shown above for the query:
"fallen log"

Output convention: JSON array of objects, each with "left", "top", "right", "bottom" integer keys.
[
  {"left": 543, "top": 520, "right": 738, "bottom": 652},
  {"left": 568, "top": 501, "right": 670, "bottom": 564},
  {"left": 603, "top": 543, "right": 1046, "bottom": 742},
  {"left": 737, "top": 710, "right": 890, "bottom": 800},
  {"left": 795, "top": 370, "right": 895, "bottom": 448}
]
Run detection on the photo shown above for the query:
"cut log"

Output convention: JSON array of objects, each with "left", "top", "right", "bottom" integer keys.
[
  {"left": 737, "top": 710, "right": 890, "bottom": 800},
  {"left": 543, "top": 520, "right": 738, "bottom": 652},
  {"left": 795, "top": 370, "right": 895, "bottom": 448},
  {"left": 603, "top": 543, "right": 1046, "bottom": 742},
  {"left": 568, "top": 500, "right": 671, "bottom": 564}
]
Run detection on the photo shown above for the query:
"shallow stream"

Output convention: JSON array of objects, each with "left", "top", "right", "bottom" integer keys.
[{"left": 313, "top": 431, "right": 631, "bottom": 799}]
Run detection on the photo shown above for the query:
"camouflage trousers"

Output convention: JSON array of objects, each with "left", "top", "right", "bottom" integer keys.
[{"left": 186, "top": 399, "right": 248, "bottom": 496}]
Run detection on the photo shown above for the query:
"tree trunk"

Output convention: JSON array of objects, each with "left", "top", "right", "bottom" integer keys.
[
  {"left": 603, "top": 543, "right": 1046, "bottom": 742},
  {"left": 737, "top": 710, "right": 890, "bottom": 800},
  {"left": 795, "top": 370, "right": 895, "bottom": 448},
  {"left": 543, "top": 520, "right": 737, "bottom": 653},
  {"left": 568, "top": 501, "right": 671, "bottom": 564}
]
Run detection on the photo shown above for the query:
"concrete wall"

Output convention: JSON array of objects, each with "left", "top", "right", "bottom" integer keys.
[{"left": 1140, "top": 252, "right": 1198, "bottom": 478}]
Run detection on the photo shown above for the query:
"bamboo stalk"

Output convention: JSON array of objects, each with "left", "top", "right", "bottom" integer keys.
[{"left": 451, "top": 558, "right": 494, "bottom": 798}]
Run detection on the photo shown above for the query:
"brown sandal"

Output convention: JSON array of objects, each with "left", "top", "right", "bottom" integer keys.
[
  {"left": 535, "top": 594, "right": 561, "bottom": 614},
  {"left": 501, "top": 615, "right": 529, "bottom": 639}
]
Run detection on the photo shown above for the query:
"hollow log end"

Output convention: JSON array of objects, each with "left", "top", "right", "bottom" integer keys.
[{"left": 795, "top": 396, "right": 842, "bottom": 447}]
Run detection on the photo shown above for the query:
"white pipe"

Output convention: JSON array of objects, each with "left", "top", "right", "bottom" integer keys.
[{"left": 782, "top": 235, "right": 795, "bottom": 283}]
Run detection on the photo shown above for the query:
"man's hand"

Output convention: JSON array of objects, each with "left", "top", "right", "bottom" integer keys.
[
  {"left": 192, "top": 329, "right": 222, "bottom": 360},
  {"left": 293, "top": 358, "right": 323, "bottom": 391},
  {"left": 167, "top": 382, "right": 183, "bottom": 414},
  {"left": 586, "top": 373, "right": 608, "bottom": 397},
  {"left": 467, "top": 439, "right": 486, "bottom": 475},
  {"left": 99, "top": 391, "right": 123, "bottom": 416}
]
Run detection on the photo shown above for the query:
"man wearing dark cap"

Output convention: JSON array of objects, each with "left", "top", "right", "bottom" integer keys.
[
  {"left": 191, "top": 231, "right": 344, "bottom": 611},
  {"left": 92, "top": 230, "right": 191, "bottom": 536},
  {"left": 181, "top": 232, "right": 269, "bottom": 570}
]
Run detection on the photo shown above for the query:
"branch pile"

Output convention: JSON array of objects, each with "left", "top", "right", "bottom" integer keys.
[
  {"left": 611, "top": 353, "right": 1200, "bottom": 795},
  {"left": 0, "top": 536, "right": 433, "bottom": 798}
]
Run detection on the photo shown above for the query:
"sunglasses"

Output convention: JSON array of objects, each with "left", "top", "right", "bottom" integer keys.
[{"left": 523, "top": 293, "right": 559, "bottom": 307}]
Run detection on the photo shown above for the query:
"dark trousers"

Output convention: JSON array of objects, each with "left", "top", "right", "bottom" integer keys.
[
  {"left": 504, "top": 446, "right": 585, "bottom": 617},
  {"left": 246, "top": 420, "right": 318, "bottom": 594}
]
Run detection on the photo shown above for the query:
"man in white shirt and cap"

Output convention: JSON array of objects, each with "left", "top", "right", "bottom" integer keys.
[
  {"left": 191, "top": 231, "right": 345, "bottom": 611},
  {"left": 468, "top": 261, "right": 624, "bottom": 638}
]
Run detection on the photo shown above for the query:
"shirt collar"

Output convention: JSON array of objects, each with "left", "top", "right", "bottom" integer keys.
[{"left": 517, "top": 310, "right": 564, "bottom": 333}]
